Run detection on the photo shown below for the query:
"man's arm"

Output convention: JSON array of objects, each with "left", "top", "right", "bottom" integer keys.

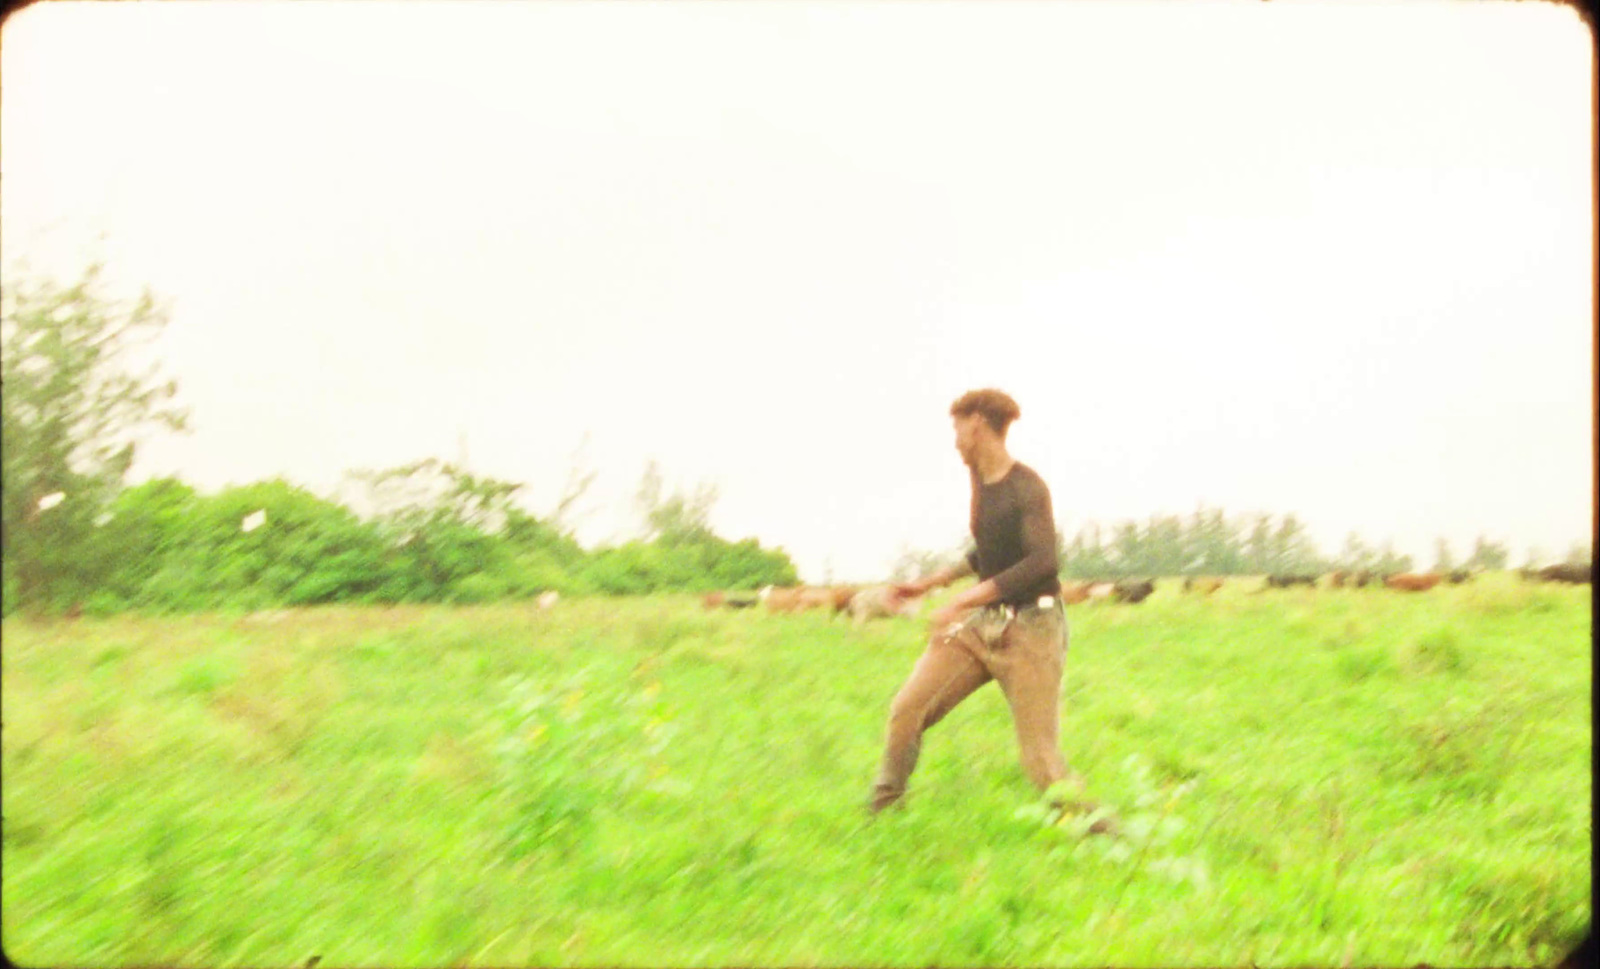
[
  {"left": 894, "top": 556, "right": 973, "bottom": 597},
  {"left": 902, "top": 560, "right": 1007, "bottom": 613},
  {"left": 940, "top": 575, "right": 1005, "bottom": 612},
  {"left": 983, "top": 476, "right": 1059, "bottom": 603},
  {"left": 924, "top": 557, "right": 975, "bottom": 591}
]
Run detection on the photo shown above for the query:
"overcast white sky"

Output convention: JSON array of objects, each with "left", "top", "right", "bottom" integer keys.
[{"left": 2, "top": 0, "right": 1593, "bottom": 583}]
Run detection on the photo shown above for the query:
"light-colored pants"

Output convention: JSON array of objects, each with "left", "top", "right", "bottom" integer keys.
[{"left": 871, "top": 598, "right": 1074, "bottom": 810}]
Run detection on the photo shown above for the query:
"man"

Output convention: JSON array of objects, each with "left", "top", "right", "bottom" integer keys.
[{"left": 869, "top": 389, "right": 1117, "bottom": 832}]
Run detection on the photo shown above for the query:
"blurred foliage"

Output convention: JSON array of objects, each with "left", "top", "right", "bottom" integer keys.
[
  {"left": 0, "top": 262, "right": 1559, "bottom": 616},
  {"left": 890, "top": 541, "right": 972, "bottom": 583},
  {"left": 1, "top": 459, "right": 800, "bottom": 617},
  {"left": 2, "top": 262, "right": 189, "bottom": 614},
  {"left": 1060, "top": 507, "right": 1330, "bottom": 580},
  {"left": 0, "top": 270, "right": 798, "bottom": 618},
  {"left": 1464, "top": 536, "right": 1510, "bottom": 572},
  {"left": 2, "top": 454, "right": 797, "bottom": 617},
  {"left": 1047, "top": 508, "right": 1497, "bottom": 581}
]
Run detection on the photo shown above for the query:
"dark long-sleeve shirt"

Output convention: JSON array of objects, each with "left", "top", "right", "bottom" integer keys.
[{"left": 962, "top": 461, "right": 1062, "bottom": 605}]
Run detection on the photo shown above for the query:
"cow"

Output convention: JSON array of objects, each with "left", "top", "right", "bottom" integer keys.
[
  {"left": 724, "top": 594, "right": 760, "bottom": 609},
  {"left": 1060, "top": 581, "right": 1094, "bottom": 605},
  {"left": 1537, "top": 563, "right": 1592, "bottom": 585},
  {"left": 1265, "top": 574, "right": 1318, "bottom": 589},
  {"left": 702, "top": 591, "right": 726, "bottom": 610},
  {"left": 1446, "top": 569, "right": 1473, "bottom": 585},
  {"left": 1086, "top": 582, "right": 1117, "bottom": 602},
  {"left": 1112, "top": 578, "right": 1155, "bottom": 604},
  {"left": 1326, "top": 571, "right": 1347, "bottom": 588},
  {"left": 1384, "top": 572, "right": 1442, "bottom": 592},
  {"left": 795, "top": 586, "right": 837, "bottom": 613},
  {"left": 848, "top": 585, "right": 923, "bottom": 625},
  {"left": 760, "top": 586, "right": 805, "bottom": 614},
  {"left": 829, "top": 586, "right": 860, "bottom": 614},
  {"left": 1184, "top": 577, "right": 1224, "bottom": 595}
]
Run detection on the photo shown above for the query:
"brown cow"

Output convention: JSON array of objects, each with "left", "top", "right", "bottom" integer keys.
[
  {"left": 1112, "top": 578, "right": 1155, "bottom": 604},
  {"left": 1385, "top": 572, "right": 1442, "bottom": 592},
  {"left": 1060, "top": 581, "right": 1094, "bottom": 605},
  {"left": 1327, "top": 571, "right": 1347, "bottom": 588},
  {"left": 829, "top": 586, "right": 859, "bottom": 614},
  {"left": 702, "top": 591, "right": 726, "bottom": 610},
  {"left": 761, "top": 586, "right": 805, "bottom": 613},
  {"left": 1265, "top": 574, "right": 1318, "bottom": 589},
  {"left": 1184, "top": 577, "right": 1224, "bottom": 595},
  {"left": 1086, "top": 582, "right": 1117, "bottom": 602},
  {"left": 795, "top": 586, "right": 837, "bottom": 613},
  {"left": 1537, "top": 563, "right": 1592, "bottom": 585}
]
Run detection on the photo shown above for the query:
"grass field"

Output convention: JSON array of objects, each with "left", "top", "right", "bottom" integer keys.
[{"left": 1, "top": 573, "right": 1590, "bottom": 967}]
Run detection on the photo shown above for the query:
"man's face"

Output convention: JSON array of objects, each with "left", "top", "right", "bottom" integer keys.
[{"left": 952, "top": 412, "right": 985, "bottom": 466}]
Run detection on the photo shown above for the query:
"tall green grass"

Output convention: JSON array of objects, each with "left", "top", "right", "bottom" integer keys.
[{"left": 1, "top": 574, "right": 1589, "bottom": 966}]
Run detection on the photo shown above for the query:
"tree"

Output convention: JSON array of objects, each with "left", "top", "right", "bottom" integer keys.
[
  {"left": 633, "top": 459, "right": 718, "bottom": 547},
  {"left": 1243, "top": 514, "right": 1275, "bottom": 574},
  {"left": 1372, "top": 541, "right": 1413, "bottom": 576},
  {"left": 1190, "top": 505, "right": 1243, "bottom": 575},
  {"left": 1144, "top": 514, "right": 1185, "bottom": 577},
  {"left": 341, "top": 458, "right": 525, "bottom": 600},
  {"left": 1062, "top": 522, "right": 1119, "bottom": 579},
  {"left": 1463, "top": 535, "right": 1509, "bottom": 571},
  {"left": 1337, "top": 531, "right": 1375, "bottom": 572},
  {"left": 549, "top": 432, "right": 599, "bottom": 540},
  {"left": 1269, "top": 513, "right": 1321, "bottom": 574},
  {"left": 1, "top": 263, "right": 190, "bottom": 612},
  {"left": 1432, "top": 538, "right": 1456, "bottom": 574}
]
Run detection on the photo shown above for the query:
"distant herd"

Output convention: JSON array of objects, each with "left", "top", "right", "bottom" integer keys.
[
  {"left": 701, "top": 584, "right": 921, "bottom": 625},
  {"left": 699, "top": 563, "right": 1593, "bottom": 622}
]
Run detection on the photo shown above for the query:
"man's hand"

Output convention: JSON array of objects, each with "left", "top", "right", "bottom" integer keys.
[{"left": 892, "top": 578, "right": 929, "bottom": 599}]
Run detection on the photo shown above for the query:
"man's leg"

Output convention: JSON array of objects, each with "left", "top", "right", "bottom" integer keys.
[
  {"left": 869, "top": 629, "right": 991, "bottom": 812},
  {"left": 993, "top": 605, "right": 1120, "bottom": 834},
  {"left": 992, "top": 606, "right": 1073, "bottom": 795}
]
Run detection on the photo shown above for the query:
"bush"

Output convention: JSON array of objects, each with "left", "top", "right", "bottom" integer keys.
[
  {"left": 581, "top": 545, "right": 658, "bottom": 596},
  {"left": 448, "top": 572, "right": 512, "bottom": 605},
  {"left": 82, "top": 590, "right": 127, "bottom": 618},
  {"left": 6, "top": 461, "right": 800, "bottom": 614}
]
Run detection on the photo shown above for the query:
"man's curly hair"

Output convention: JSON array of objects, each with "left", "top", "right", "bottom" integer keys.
[{"left": 950, "top": 388, "right": 1021, "bottom": 436}]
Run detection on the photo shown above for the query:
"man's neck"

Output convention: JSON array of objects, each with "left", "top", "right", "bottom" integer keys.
[{"left": 972, "top": 446, "right": 1015, "bottom": 485}]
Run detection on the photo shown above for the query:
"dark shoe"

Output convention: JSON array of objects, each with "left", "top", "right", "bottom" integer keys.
[
  {"left": 868, "top": 789, "right": 904, "bottom": 815},
  {"left": 1086, "top": 809, "right": 1123, "bottom": 837},
  {"left": 1049, "top": 795, "right": 1123, "bottom": 837}
]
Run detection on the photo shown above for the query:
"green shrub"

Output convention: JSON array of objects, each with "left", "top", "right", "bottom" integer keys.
[{"left": 448, "top": 573, "right": 511, "bottom": 605}]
